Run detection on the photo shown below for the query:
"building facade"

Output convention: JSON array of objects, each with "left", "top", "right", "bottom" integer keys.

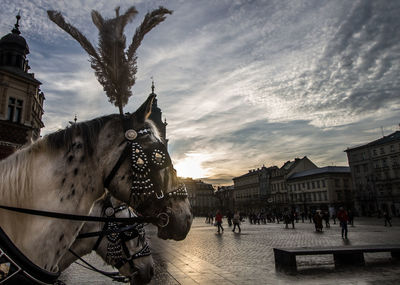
[
  {"left": 215, "top": 185, "right": 235, "bottom": 213},
  {"left": 286, "top": 166, "right": 353, "bottom": 215},
  {"left": 0, "top": 15, "right": 45, "bottom": 159},
  {"left": 345, "top": 131, "right": 400, "bottom": 216},
  {"left": 270, "top": 157, "right": 318, "bottom": 214},
  {"left": 181, "top": 178, "right": 218, "bottom": 216}
]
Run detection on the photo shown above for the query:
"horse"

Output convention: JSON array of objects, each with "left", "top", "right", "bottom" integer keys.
[
  {"left": 59, "top": 193, "right": 154, "bottom": 284},
  {"left": 0, "top": 94, "right": 192, "bottom": 282}
]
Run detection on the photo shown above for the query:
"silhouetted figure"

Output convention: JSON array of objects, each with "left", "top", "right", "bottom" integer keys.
[
  {"left": 323, "top": 211, "right": 330, "bottom": 228},
  {"left": 337, "top": 207, "right": 349, "bottom": 239},
  {"left": 313, "top": 211, "right": 323, "bottom": 232},
  {"left": 383, "top": 212, "right": 392, "bottom": 227},
  {"left": 215, "top": 210, "right": 224, "bottom": 234},
  {"left": 232, "top": 211, "right": 241, "bottom": 233}
]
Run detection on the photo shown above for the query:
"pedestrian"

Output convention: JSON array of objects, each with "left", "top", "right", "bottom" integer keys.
[
  {"left": 348, "top": 210, "right": 354, "bottom": 227},
  {"left": 215, "top": 210, "right": 224, "bottom": 233},
  {"left": 332, "top": 213, "right": 337, "bottom": 224},
  {"left": 301, "top": 212, "right": 305, "bottom": 223},
  {"left": 308, "top": 212, "right": 313, "bottom": 223},
  {"left": 383, "top": 212, "right": 392, "bottom": 227},
  {"left": 227, "top": 210, "right": 233, "bottom": 227},
  {"left": 313, "top": 210, "right": 323, "bottom": 232},
  {"left": 323, "top": 211, "right": 330, "bottom": 228},
  {"left": 232, "top": 211, "right": 241, "bottom": 233},
  {"left": 337, "top": 207, "right": 349, "bottom": 239}
]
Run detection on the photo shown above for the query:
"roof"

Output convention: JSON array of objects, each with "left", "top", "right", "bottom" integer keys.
[
  {"left": 0, "top": 66, "right": 41, "bottom": 85},
  {"left": 288, "top": 166, "right": 350, "bottom": 180},
  {"left": 345, "top": 131, "right": 400, "bottom": 152}
]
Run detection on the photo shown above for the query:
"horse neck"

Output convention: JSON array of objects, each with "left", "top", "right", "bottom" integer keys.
[
  {"left": 58, "top": 203, "right": 105, "bottom": 271},
  {"left": 0, "top": 142, "right": 106, "bottom": 271}
]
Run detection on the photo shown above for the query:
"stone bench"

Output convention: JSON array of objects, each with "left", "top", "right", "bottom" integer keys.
[{"left": 273, "top": 244, "right": 400, "bottom": 272}]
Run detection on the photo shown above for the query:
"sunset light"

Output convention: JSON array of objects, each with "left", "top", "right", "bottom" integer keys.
[{"left": 174, "top": 152, "right": 211, "bottom": 179}]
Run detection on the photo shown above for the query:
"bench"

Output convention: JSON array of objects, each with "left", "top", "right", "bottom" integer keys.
[{"left": 273, "top": 244, "right": 400, "bottom": 272}]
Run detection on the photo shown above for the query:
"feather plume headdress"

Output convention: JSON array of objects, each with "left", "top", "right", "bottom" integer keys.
[{"left": 48, "top": 6, "right": 172, "bottom": 115}]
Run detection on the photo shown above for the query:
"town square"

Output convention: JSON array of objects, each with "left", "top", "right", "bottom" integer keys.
[{"left": 1, "top": 1, "right": 399, "bottom": 284}]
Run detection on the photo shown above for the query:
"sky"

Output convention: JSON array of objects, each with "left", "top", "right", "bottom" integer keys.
[{"left": 1, "top": 0, "right": 399, "bottom": 186}]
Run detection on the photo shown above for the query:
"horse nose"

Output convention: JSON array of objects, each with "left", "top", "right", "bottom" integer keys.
[{"left": 149, "top": 266, "right": 155, "bottom": 278}]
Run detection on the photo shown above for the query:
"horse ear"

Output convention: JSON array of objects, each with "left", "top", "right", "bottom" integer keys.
[{"left": 134, "top": 94, "right": 155, "bottom": 123}]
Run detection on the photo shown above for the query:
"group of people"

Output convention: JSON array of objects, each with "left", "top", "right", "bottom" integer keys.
[
  {"left": 207, "top": 207, "right": 394, "bottom": 238},
  {"left": 208, "top": 210, "right": 242, "bottom": 233}
]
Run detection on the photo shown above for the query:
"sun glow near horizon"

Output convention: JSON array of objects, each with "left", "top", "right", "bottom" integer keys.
[{"left": 174, "top": 152, "right": 212, "bottom": 179}]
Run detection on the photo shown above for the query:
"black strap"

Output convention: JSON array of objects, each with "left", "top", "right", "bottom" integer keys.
[
  {"left": 104, "top": 143, "right": 130, "bottom": 189},
  {"left": 77, "top": 224, "right": 140, "bottom": 239},
  {"left": 0, "top": 204, "right": 157, "bottom": 224},
  {"left": 68, "top": 249, "right": 129, "bottom": 283}
]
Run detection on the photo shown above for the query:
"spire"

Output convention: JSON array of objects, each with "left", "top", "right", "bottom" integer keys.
[
  {"left": 12, "top": 13, "right": 21, "bottom": 35},
  {"left": 151, "top": 77, "right": 155, "bottom": 94}
]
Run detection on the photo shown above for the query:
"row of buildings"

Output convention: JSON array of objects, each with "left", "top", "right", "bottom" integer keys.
[{"left": 215, "top": 131, "right": 400, "bottom": 217}]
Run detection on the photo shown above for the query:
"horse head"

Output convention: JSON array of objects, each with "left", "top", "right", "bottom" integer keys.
[
  {"left": 99, "top": 94, "right": 192, "bottom": 241},
  {"left": 64, "top": 194, "right": 154, "bottom": 284}
]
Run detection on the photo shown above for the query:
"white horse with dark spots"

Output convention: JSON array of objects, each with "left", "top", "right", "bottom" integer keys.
[
  {"left": 60, "top": 193, "right": 154, "bottom": 284},
  {"left": 0, "top": 95, "right": 192, "bottom": 284}
]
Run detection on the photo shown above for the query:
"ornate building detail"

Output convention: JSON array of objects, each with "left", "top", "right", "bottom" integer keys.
[{"left": 0, "top": 14, "right": 45, "bottom": 159}]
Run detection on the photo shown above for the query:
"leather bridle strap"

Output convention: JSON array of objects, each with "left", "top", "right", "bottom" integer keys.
[
  {"left": 68, "top": 249, "right": 130, "bottom": 283},
  {"left": 104, "top": 142, "right": 130, "bottom": 189},
  {"left": 0, "top": 204, "right": 157, "bottom": 224}
]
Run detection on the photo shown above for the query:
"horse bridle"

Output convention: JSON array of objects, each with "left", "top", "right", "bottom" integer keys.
[
  {"left": 103, "top": 118, "right": 188, "bottom": 227},
  {"left": 74, "top": 202, "right": 151, "bottom": 280}
]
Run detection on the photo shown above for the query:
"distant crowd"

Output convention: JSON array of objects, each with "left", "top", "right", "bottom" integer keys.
[{"left": 204, "top": 208, "right": 394, "bottom": 237}]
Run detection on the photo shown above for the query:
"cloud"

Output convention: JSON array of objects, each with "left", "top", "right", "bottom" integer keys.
[{"left": 1, "top": 0, "right": 399, "bottom": 185}]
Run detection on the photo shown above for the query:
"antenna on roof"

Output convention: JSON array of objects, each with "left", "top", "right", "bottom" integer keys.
[{"left": 381, "top": 126, "right": 384, "bottom": 137}]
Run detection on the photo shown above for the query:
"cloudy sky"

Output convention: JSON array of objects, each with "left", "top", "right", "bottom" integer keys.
[{"left": 1, "top": 0, "right": 399, "bottom": 185}]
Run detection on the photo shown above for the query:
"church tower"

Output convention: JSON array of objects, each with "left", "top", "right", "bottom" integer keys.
[
  {"left": 148, "top": 80, "right": 168, "bottom": 148},
  {"left": 0, "top": 14, "right": 45, "bottom": 159}
]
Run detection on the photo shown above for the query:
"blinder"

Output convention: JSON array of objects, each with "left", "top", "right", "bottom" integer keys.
[{"left": 104, "top": 115, "right": 188, "bottom": 204}]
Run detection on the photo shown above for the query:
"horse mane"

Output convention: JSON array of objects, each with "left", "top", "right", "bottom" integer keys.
[
  {"left": 44, "top": 114, "right": 118, "bottom": 157},
  {"left": 0, "top": 146, "right": 35, "bottom": 205}
]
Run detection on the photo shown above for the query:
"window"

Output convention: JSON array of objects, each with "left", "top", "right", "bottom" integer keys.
[
  {"left": 312, "top": 181, "right": 315, "bottom": 189},
  {"left": 391, "top": 145, "right": 395, "bottom": 152},
  {"left": 380, "top": 147, "right": 385, "bottom": 155},
  {"left": 355, "top": 165, "right": 360, "bottom": 173},
  {"left": 335, "top": 179, "right": 340, "bottom": 187},
  {"left": 322, "top": 180, "right": 326, "bottom": 187},
  {"left": 373, "top": 149, "right": 377, "bottom": 156},
  {"left": 7, "top": 97, "right": 23, "bottom": 123},
  {"left": 317, "top": 180, "right": 320, "bottom": 188},
  {"left": 363, "top": 164, "right": 368, "bottom": 172}
]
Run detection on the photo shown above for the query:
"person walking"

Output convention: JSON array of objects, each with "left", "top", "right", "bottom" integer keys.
[
  {"left": 383, "top": 212, "right": 392, "bottom": 227},
  {"left": 323, "top": 211, "right": 330, "bottom": 228},
  {"left": 232, "top": 211, "right": 241, "bottom": 233},
  {"left": 313, "top": 211, "right": 323, "bottom": 232},
  {"left": 215, "top": 210, "right": 224, "bottom": 233},
  {"left": 337, "top": 207, "right": 349, "bottom": 239}
]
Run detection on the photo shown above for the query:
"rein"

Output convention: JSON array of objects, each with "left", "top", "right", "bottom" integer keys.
[{"left": 0, "top": 205, "right": 166, "bottom": 226}]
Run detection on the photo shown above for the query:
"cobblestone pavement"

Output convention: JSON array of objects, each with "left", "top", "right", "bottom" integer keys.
[
  {"left": 147, "top": 217, "right": 400, "bottom": 285},
  {"left": 60, "top": 217, "right": 400, "bottom": 284}
]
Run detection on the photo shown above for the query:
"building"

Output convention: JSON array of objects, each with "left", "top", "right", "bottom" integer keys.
[
  {"left": 286, "top": 166, "right": 353, "bottom": 215},
  {"left": 345, "top": 130, "right": 400, "bottom": 216},
  {"left": 181, "top": 178, "right": 218, "bottom": 216},
  {"left": 232, "top": 166, "right": 277, "bottom": 213},
  {"left": 0, "top": 15, "right": 45, "bottom": 159},
  {"left": 215, "top": 185, "right": 235, "bottom": 213},
  {"left": 270, "top": 157, "right": 318, "bottom": 213},
  {"left": 148, "top": 80, "right": 168, "bottom": 147}
]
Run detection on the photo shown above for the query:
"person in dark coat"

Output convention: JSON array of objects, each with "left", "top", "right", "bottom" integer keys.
[
  {"left": 313, "top": 211, "right": 323, "bottom": 232},
  {"left": 337, "top": 207, "right": 349, "bottom": 239},
  {"left": 383, "top": 212, "right": 392, "bottom": 227}
]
